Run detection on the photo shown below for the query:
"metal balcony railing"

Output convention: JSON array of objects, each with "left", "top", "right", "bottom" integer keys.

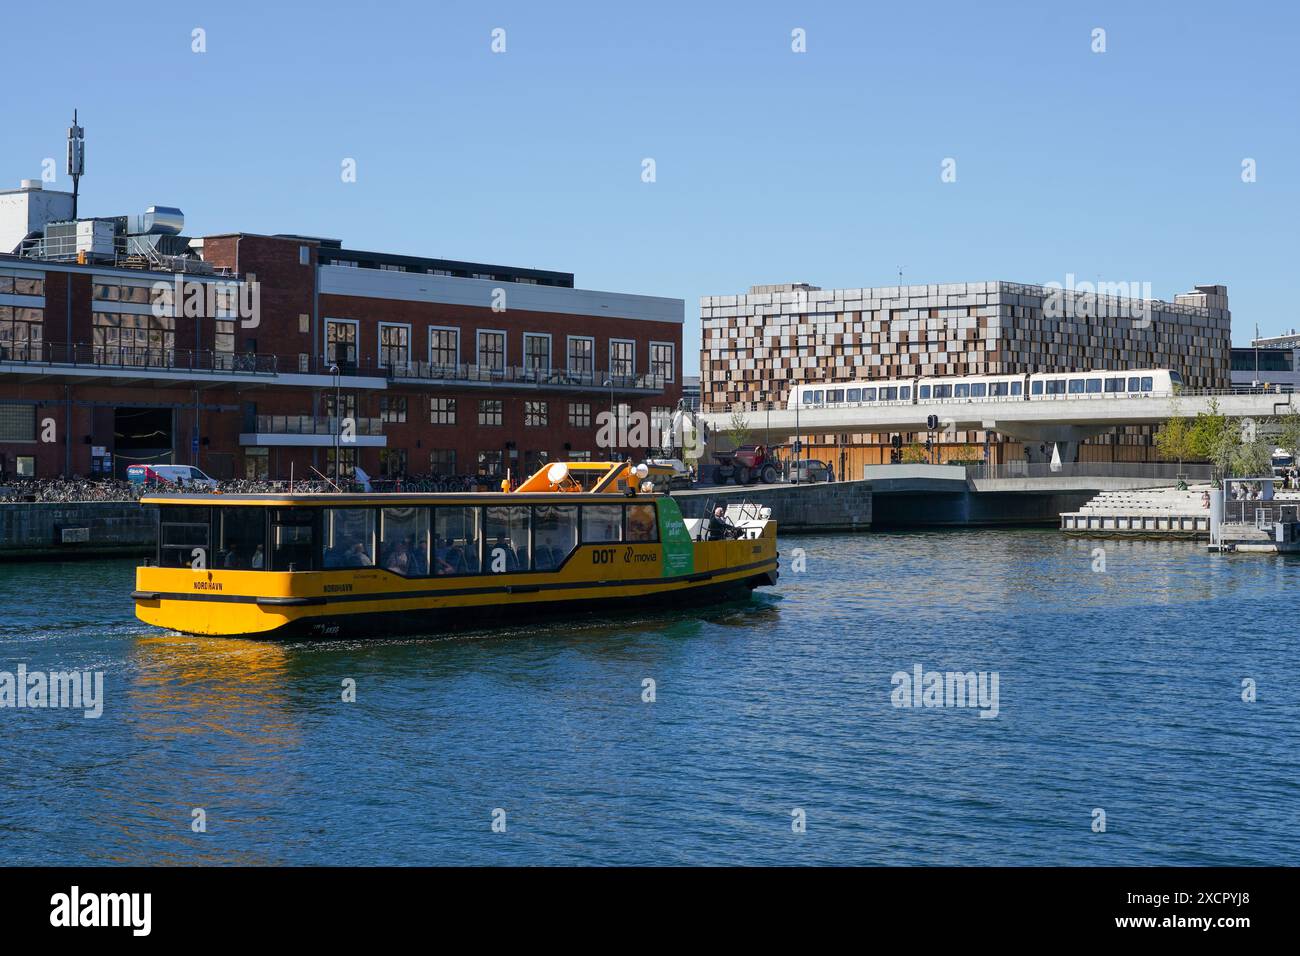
[
  {"left": 0, "top": 342, "right": 278, "bottom": 375},
  {"left": 967, "top": 462, "right": 1214, "bottom": 481},
  {"left": 387, "top": 361, "right": 667, "bottom": 392},
  {"left": 252, "top": 415, "right": 384, "bottom": 436}
]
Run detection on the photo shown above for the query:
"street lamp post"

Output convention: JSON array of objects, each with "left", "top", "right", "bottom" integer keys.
[
  {"left": 603, "top": 378, "right": 616, "bottom": 460},
  {"left": 330, "top": 363, "right": 340, "bottom": 486}
]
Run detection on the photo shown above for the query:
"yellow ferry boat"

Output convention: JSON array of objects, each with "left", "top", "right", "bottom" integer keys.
[{"left": 132, "top": 460, "right": 779, "bottom": 639}]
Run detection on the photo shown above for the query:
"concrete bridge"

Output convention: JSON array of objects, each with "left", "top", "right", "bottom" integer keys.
[{"left": 700, "top": 390, "right": 1297, "bottom": 461}]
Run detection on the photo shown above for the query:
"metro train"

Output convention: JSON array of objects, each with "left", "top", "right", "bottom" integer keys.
[{"left": 787, "top": 369, "right": 1183, "bottom": 409}]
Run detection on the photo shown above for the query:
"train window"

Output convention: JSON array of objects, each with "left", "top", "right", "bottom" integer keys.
[
  {"left": 934, "top": 384, "right": 952, "bottom": 399},
  {"left": 1031, "top": 381, "right": 1043, "bottom": 395},
  {"left": 1141, "top": 376, "right": 1153, "bottom": 391},
  {"left": 1104, "top": 377, "right": 1122, "bottom": 393},
  {"left": 862, "top": 387, "right": 877, "bottom": 401},
  {"left": 802, "top": 391, "right": 814, "bottom": 405},
  {"left": 827, "top": 389, "right": 844, "bottom": 403},
  {"left": 989, "top": 382, "right": 1005, "bottom": 397},
  {"left": 1068, "top": 379, "right": 1085, "bottom": 394},
  {"left": 1128, "top": 377, "right": 1141, "bottom": 391},
  {"left": 813, "top": 390, "right": 824, "bottom": 404},
  {"left": 1170, "top": 371, "right": 1183, "bottom": 385},
  {"left": 900, "top": 386, "right": 911, "bottom": 400},
  {"left": 1048, "top": 381, "right": 1067, "bottom": 395},
  {"left": 881, "top": 387, "right": 897, "bottom": 401},
  {"left": 1086, "top": 378, "right": 1102, "bottom": 393},
  {"left": 1011, "top": 382, "right": 1022, "bottom": 396},
  {"left": 847, "top": 388, "right": 861, "bottom": 402},
  {"left": 919, "top": 385, "right": 931, "bottom": 399},
  {"left": 971, "top": 383, "right": 987, "bottom": 398},
  {"left": 954, "top": 383, "right": 970, "bottom": 398}
]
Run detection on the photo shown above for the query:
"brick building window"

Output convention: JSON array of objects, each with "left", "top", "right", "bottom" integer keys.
[
  {"left": 0, "top": 306, "right": 44, "bottom": 361},
  {"left": 0, "top": 403, "right": 36, "bottom": 442},
  {"left": 479, "top": 400, "right": 503, "bottom": 426},
  {"left": 568, "top": 336, "right": 594, "bottom": 374},
  {"left": 430, "top": 397, "right": 456, "bottom": 425},
  {"left": 524, "top": 401, "right": 548, "bottom": 426},
  {"left": 429, "top": 449, "right": 457, "bottom": 473},
  {"left": 92, "top": 312, "right": 174, "bottom": 367},
  {"left": 429, "top": 327, "right": 459, "bottom": 370},
  {"left": 380, "top": 396, "right": 407, "bottom": 423},
  {"left": 379, "top": 323, "right": 411, "bottom": 371},
  {"left": 379, "top": 448, "right": 408, "bottom": 477},
  {"left": 610, "top": 339, "right": 635, "bottom": 377},
  {"left": 650, "top": 342, "right": 675, "bottom": 382},
  {"left": 325, "top": 319, "right": 358, "bottom": 368},
  {"left": 477, "top": 331, "right": 505, "bottom": 370},
  {"left": 327, "top": 447, "right": 357, "bottom": 480},
  {"left": 478, "top": 450, "right": 503, "bottom": 476},
  {"left": 523, "top": 333, "right": 551, "bottom": 372},
  {"left": 244, "top": 447, "right": 269, "bottom": 479},
  {"left": 568, "top": 402, "right": 591, "bottom": 428},
  {"left": 325, "top": 392, "right": 357, "bottom": 421},
  {"left": 214, "top": 318, "right": 235, "bottom": 369},
  {"left": 0, "top": 273, "right": 44, "bottom": 296}
]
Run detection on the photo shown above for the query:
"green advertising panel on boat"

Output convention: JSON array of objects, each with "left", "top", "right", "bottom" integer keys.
[{"left": 656, "top": 496, "right": 695, "bottom": 577}]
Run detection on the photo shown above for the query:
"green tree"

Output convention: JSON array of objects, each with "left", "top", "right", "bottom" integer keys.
[
  {"left": 1232, "top": 419, "right": 1275, "bottom": 478},
  {"left": 1277, "top": 407, "right": 1300, "bottom": 469},
  {"left": 1188, "top": 399, "right": 1236, "bottom": 485},
  {"left": 727, "top": 410, "right": 752, "bottom": 450},
  {"left": 1154, "top": 396, "right": 1197, "bottom": 473},
  {"left": 901, "top": 443, "right": 929, "bottom": 464}
]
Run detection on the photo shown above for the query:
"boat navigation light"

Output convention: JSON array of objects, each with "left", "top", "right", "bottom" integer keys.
[
  {"left": 546, "top": 462, "right": 570, "bottom": 486},
  {"left": 633, "top": 463, "right": 650, "bottom": 479}
]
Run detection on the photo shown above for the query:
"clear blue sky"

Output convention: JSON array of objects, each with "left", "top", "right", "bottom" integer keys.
[{"left": 3, "top": 0, "right": 1296, "bottom": 371}]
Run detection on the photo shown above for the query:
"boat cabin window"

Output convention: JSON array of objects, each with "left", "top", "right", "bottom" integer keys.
[
  {"left": 380, "top": 507, "right": 430, "bottom": 576},
  {"left": 215, "top": 507, "right": 267, "bottom": 570},
  {"left": 158, "top": 505, "right": 211, "bottom": 569},
  {"left": 626, "top": 503, "right": 659, "bottom": 542},
  {"left": 533, "top": 505, "right": 579, "bottom": 570},
  {"left": 324, "top": 508, "right": 376, "bottom": 569},
  {"left": 434, "top": 506, "right": 481, "bottom": 574},
  {"left": 485, "top": 505, "right": 530, "bottom": 573},
  {"left": 271, "top": 508, "right": 317, "bottom": 571},
  {"left": 582, "top": 504, "right": 624, "bottom": 543}
]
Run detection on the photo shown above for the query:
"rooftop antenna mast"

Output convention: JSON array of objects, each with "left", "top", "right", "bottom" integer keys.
[{"left": 67, "top": 110, "right": 85, "bottom": 220}]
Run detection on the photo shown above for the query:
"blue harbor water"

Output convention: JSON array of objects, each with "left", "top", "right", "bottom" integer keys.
[{"left": 1, "top": 530, "right": 1297, "bottom": 865}]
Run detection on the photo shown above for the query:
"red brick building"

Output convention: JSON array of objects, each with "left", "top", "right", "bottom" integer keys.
[{"left": 0, "top": 218, "right": 682, "bottom": 481}]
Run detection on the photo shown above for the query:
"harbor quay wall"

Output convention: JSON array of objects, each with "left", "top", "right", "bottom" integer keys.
[
  {"left": 869, "top": 489, "right": 1093, "bottom": 528},
  {"left": 673, "top": 480, "right": 872, "bottom": 533},
  {"left": 0, "top": 502, "right": 156, "bottom": 560}
]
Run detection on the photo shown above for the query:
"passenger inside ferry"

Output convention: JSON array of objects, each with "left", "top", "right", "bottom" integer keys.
[
  {"left": 433, "top": 537, "right": 462, "bottom": 575},
  {"left": 627, "top": 505, "right": 657, "bottom": 542},
  {"left": 489, "top": 533, "right": 521, "bottom": 572}
]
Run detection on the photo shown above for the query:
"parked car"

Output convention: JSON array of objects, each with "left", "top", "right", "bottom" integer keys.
[
  {"left": 788, "top": 458, "right": 833, "bottom": 483},
  {"left": 128, "top": 464, "right": 220, "bottom": 490},
  {"left": 647, "top": 457, "right": 693, "bottom": 489}
]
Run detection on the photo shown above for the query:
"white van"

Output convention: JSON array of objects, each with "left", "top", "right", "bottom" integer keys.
[{"left": 151, "top": 465, "right": 220, "bottom": 490}]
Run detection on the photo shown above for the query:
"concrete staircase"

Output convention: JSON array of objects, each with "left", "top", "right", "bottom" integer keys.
[{"left": 1060, "top": 485, "right": 1212, "bottom": 537}]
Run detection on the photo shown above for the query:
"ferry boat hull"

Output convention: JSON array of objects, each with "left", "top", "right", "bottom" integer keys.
[{"left": 132, "top": 462, "right": 779, "bottom": 641}]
